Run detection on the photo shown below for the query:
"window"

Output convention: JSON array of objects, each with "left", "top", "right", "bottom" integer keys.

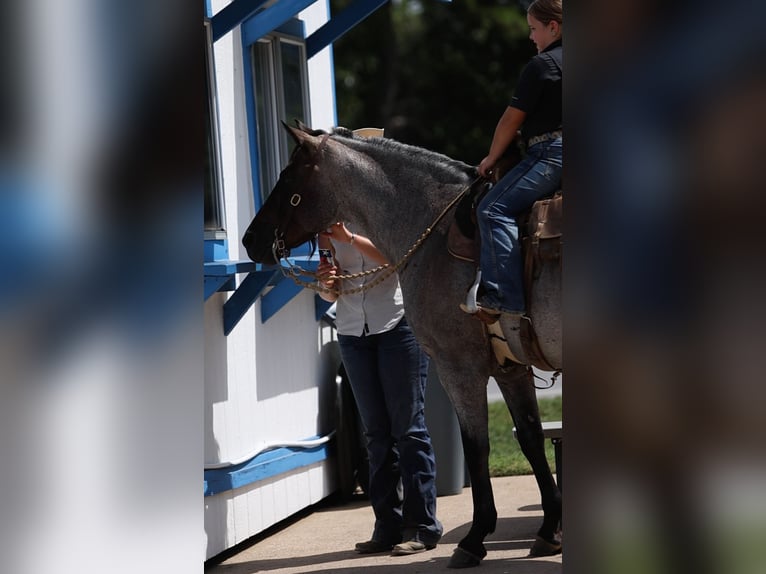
[
  {"left": 204, "top": 21, "right": 226, "bottom": 236},
  {"left": 251, "top": 35, "right": 310, "bottom": 204}
]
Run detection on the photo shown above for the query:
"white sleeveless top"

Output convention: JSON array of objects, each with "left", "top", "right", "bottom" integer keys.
[{"left": 330, "top": 234, "right": 404, "bottom": 337}]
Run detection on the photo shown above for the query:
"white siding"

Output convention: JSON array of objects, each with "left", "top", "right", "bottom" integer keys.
[{"left": 204, "top": 1, "right": 341, "bottom": 560}]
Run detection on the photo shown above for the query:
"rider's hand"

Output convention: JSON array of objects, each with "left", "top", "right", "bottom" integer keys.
[{"left": 478, "top": 156, "right": 495, "bottom": 179}]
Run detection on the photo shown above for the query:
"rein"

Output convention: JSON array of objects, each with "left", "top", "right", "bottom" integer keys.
[{"left": 274, "top": 175, "right": 482, "bottom": 296}]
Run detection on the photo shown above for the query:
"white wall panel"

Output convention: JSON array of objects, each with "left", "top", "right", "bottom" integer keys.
[{"left": 204, "top": 3, "right": 341, "bottom": 561}]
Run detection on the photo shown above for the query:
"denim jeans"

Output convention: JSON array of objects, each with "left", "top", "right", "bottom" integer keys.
[
  {"left": 338, "top": 317, "right": 442, "bottom": 546},
  {"left": 476, "top": 138, "right": 562, "bottom": 313}
]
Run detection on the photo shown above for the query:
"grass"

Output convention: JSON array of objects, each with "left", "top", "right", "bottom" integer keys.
[{"left": 488, "top": 395, "right": 561, "bottom": 477}]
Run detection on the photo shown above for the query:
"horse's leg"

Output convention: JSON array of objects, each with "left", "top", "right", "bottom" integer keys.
[
  {"left": 436, "top": 369, "right": 497, "bottom": 568},
  {"left": 494, "top": 365, "right": 562, "bottom": 555}
]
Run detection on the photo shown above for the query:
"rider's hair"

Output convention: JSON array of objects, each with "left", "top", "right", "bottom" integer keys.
[{"left": 528, "top": 0, "right": 562, "bottom": 26}]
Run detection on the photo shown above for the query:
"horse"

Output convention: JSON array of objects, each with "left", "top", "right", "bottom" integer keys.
[{"left": 242, "top": 123, "right": 562, "bottom": 567}]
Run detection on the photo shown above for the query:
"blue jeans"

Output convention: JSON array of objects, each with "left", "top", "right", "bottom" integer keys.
[
  {"left": 477, "top": 138, "right": 562, "bottom": 313},
  {"left": 338, "top": 317, "right": 442, "bottom": 546}
]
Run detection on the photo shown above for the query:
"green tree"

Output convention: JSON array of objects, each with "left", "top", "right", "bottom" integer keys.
[{"left": 332, "top": 0, "right": 533, "bottom": 164}]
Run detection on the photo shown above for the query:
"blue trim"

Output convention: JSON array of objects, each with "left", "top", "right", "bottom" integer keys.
[
  {"left": 306, "top": 0, "right": 389, "bottom": 59},
  {"left": 204, "top": 238, "right": 229, "bottom": 262},
  {"left": 211, "top": 0, "right": 270, "bottom": 42},
  {"left": 205, "top": 275, "right": 235, "bottom": 300},
  {"left": 261, "top": 275, "right": 305, "bottom": 322},
  {"left": 204, "top": 259, "right": 259, "bottom": 276},
  {"left": 260, "top": 255, "right": 318, "bottom": 322},
  {"left": 223, "top": 269, "right": 280, "bottom": 334},
  {"left": 203, "top": 256, "right": 327, "bottom": 325},
  {"left": 241, "top": 37, "right": 262, "bottom": 212},
  {"left": 243, "top": 16, "right": 305, "bottom": 45},
  {"left": 204, "top": 259, "right": 258, "bottom": 301},
  {"left": 239, "top": 0, "right": 317, "bottom": 45},
  {"left": 204, "top": 437, "right": 330, "bottom": 497}
]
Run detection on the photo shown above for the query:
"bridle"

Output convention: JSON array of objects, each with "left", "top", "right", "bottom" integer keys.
[{"left": 272, "top": 133, "right": 331, "bottom": 261}]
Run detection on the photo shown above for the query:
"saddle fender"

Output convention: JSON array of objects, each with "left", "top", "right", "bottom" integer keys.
[{"left": 449, "top": 192, "right": 563, "bottom": 371}]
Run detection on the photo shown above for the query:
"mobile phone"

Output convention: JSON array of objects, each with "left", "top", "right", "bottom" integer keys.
[{"left": 319, "top": 248, "right": 334, "bottom": 267}]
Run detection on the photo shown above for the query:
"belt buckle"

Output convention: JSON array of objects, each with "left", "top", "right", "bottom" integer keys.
[{"left": 528, "top": 131, "right": 560, "bottom": 148}]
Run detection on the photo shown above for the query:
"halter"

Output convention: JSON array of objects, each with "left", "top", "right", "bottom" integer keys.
[{"left": 273, "top": 133, "right": 331, "bottom": 260}]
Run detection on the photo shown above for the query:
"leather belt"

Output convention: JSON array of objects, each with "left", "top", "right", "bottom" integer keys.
[{"left": 527, "top": 130, "right": 562, "bottom": 148}]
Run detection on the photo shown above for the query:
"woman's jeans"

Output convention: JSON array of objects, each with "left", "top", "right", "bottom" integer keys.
[
  {"left": 338, "top": 317, "right": 442, "bottom": 546},
  {"left": 477, "top": 138, "right": 562, "bottom": 313}
]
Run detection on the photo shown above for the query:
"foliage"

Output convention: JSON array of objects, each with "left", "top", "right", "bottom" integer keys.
[
  {"left": 331, "top": 0, "right": 534, "bottom": 164},
  {"left": 488, "top": 395, "right": 561, "bottom": 476}
]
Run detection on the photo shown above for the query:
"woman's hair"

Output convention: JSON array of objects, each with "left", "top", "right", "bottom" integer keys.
[{"left": 528, "top": 0, "right": 562, "bottom": 25}]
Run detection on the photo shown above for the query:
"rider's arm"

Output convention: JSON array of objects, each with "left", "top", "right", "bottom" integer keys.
[{"left": 478, "top": 106, "right": 526, "bottom": 178}]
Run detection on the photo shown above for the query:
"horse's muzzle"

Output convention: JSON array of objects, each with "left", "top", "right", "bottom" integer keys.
[{"left": 242, "top": 224, "right": 278, "bottom": 264}]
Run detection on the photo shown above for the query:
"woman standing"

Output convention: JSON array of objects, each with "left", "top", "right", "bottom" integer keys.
[{"left": 317, "top": 222, "right": 442, "bottom": 556}]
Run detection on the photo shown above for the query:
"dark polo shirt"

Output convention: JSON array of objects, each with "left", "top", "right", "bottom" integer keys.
[{"left": 511, "top": 39, "right": 562, "bottom": 143}]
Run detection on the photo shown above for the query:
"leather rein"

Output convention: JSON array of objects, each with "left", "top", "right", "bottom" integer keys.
[{"left": 271, "top": 134, "right": 480, "bottom": 296}]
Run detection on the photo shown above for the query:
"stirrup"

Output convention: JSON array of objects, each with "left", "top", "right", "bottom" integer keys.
[{"left": 463, "top": 269, "right": 482, "bottom": 313}]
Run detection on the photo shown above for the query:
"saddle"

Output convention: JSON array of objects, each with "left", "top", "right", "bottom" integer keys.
[{"left": 448, "top": 183, "right": 563, "bottom": 371}]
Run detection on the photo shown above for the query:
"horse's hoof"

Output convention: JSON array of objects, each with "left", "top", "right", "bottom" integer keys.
[
  {"left": 448, "top": 547, "right": 483, "bottom": 568},
  {"left": 528, "top": 535, "right": 562, "bottom": 557}
]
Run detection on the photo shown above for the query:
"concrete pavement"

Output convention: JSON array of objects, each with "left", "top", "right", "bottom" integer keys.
[{"left": 205, "top": 474, "right": 562, "bottom": 574}]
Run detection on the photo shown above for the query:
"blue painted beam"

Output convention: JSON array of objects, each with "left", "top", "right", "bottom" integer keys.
[
  {"left": 240, "top": 0, "right": 318, "bottom": 45},
  {"left": 204, "top": 439, "right": 330, "bottom": 496},
  {"left": 211, "top": 0, "right": 270, "bottom": 42},
  {"left": 223, "top": 269, "right": 280, "bottom": 334},
  {"left": 306, "top": 0, "right": 389, "bottom": 59},
  {"left": 204, "top": 259, "right": 258, "bottom": 276},
  {"left": 260, "top": 274, "right": 305, "bottom": 322},
  {"left": 259, "top": 256, "right": 321, "bottom": 322},
  {"left": 205, "top": 275, "right": 235, "bottom": 301},
  {"left": 204, "top": 260, "right": 257, "bottom": 301}
]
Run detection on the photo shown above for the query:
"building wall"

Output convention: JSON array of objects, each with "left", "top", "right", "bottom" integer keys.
[{"left": 204, "top": 0, "right": 341, "bottom": 560}]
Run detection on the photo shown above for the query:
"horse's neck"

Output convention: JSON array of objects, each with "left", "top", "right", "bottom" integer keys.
[{"left": 332, "top": 143, "right": 466, "bottom": 263}]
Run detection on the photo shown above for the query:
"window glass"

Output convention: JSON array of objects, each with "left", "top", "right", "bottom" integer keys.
[
  {"left": 252, "top": 35, "right": 309, "bottom": 204},
  {"left": 280, "top": 40, "right": 306, "bottom": 154},
  {"left": 204, "top": 23, "right": 225, "bottom": 233},
  {"left": 253, "top": 41, "right": 279, "bottom": 202}
]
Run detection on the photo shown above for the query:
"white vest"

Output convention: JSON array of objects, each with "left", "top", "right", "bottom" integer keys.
[{"left": 330, "top": 235, "right": 404, "bottom": 337}]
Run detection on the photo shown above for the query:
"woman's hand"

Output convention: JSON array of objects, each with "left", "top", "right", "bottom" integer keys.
[{"left": 316, "top": 258, "right": 337, "bottom": 289}]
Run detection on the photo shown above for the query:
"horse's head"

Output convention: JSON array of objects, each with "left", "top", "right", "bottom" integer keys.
[{"left": 242, "top": 122, "right": 341, "bottom": 264}]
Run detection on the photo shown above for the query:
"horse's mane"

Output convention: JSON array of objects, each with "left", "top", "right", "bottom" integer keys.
[{"left": 323, "top": 126, "right": 478, "bottom": 183}]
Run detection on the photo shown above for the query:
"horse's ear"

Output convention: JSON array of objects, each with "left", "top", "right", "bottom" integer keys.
[
  {"left": 283, "top": 120, "right": 308, "bottom": 145},
  {"left": 295, "top": 119, "right": 312, "bottom": 133},
  {"left": 282, "top": 120, "right": 321, "bottom": 151}
]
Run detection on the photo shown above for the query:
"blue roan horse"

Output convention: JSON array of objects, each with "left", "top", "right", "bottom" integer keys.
[{"left": 243, "top": 123, "right": 562, "bottom": 567}]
